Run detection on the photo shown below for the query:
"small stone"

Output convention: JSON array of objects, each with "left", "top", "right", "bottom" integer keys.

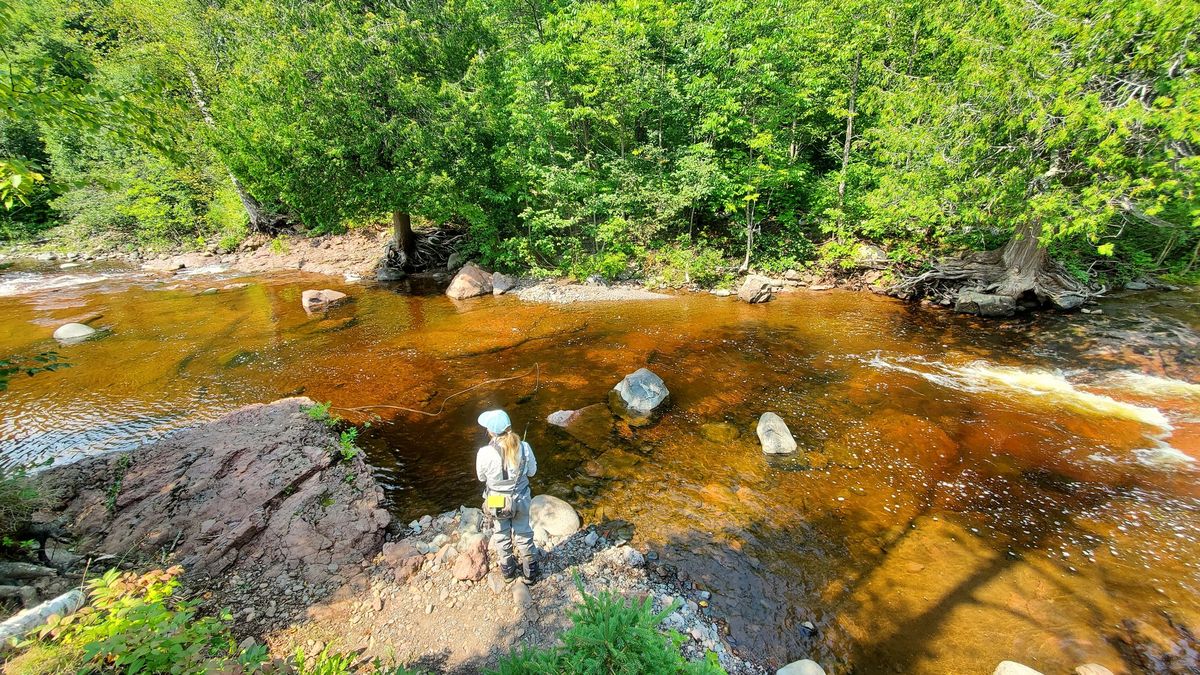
[
  {"left": 1074, "top": 666, "right": 1114, "bottom": 675},
  {"left": 425, "top": 603, "right": 433, "bottom": 614},
  {"left": 513, "top": 582, "right": 533, "bottom": 609},
  {"left": 583, "top": 531, "right": 598, "bottom": 547},
  {"left": 301, "top": 289, "right": 348, "bottom": 313},
  {"left": 757, "top": 412, "right": 798, "bottom": 454}
]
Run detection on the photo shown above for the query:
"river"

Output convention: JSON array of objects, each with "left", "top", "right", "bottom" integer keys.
[{"left": 1, "top": 259, "right": 1197, "bottom": 674}]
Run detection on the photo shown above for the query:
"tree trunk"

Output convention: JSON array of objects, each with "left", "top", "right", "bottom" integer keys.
[
  {"left": 837, "top": 52, "right": 861, "bottom": 209},
  {"left": 185, "top": 68, "right": 283, "bottom": 234},
  {"left": 386, "top": 210, "right": 416, "bottom": 271},
  {"left": 739, "top": 200, "right": 755, "bottom": 273}
]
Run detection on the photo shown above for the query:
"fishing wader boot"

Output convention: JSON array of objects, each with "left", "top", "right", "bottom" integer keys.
[
  {"left": 501, "top": 556, "right": 519, "bottom": 581},
  {"left": 521, "top": 557, "right": 540, "bottom": 585}
]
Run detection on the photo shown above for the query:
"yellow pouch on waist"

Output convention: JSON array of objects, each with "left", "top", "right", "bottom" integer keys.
[{"left": 486, "top": 494, "right": 508, "bottom": 509}]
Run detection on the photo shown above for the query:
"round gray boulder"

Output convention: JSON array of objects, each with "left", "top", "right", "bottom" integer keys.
[
  {"left": 530, "top": 494, "right": 580, "bottom": 544},
  {"left": 757, "top": 412, "right": 798, "bottom": 454}
]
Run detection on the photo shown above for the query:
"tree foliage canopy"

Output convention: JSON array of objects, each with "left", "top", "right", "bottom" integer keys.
[{"left": 2, "top": 0, "right": 1197, "bottom": 280}]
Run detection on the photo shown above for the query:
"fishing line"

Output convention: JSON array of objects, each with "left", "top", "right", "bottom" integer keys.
[{"left": 334, "top": 362, "right": 540, "bottom": 418}]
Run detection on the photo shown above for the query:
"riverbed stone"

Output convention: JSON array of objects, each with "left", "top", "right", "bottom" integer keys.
[
  {"left": 530, "top": 494, "right": 580, "bottom": 544},
  {"left": 608, "top": 368, "right": 670, "bottom": 426},
  {"left": 446, "top": 252, "right": 467, "bottom": 272},
  {"left": 492, "top": 272, "right": 517, "bottom": 295},
  {"left": 301, "top": 289, "right": 348, "bottom": 313},
  {"left": 777, "top": 659, "right": 826, "bottom": 675},
  {"left": 993, "top": 662, "right": 1044, "bottom": 675},
  {"left": 376, "top": 266, "right": 406, "bottom": 282},
  {"left": 451, "top": 534, "right": 488, "bottom": 581},
  {"left": 142, "top": 258, "right": 184, "bottom": 272},
  {"left": 446, "top": 262, "right": 493, "bottom": 299},
  {"left": 737, "top": 275, "right": 774, "bottom": 303},
  {"left": 1073, "top": 665, "right": 1113, "bottom": 675},
  {"left": 700, "top": 422, "right": 741, "bottom": 444},
  {"left": 547, "top": 410, "right": 575, "bottom": 427},
  {"left": 954, "top": 290, "right": 1016, "bottom": 317},
  {"left": 757, "top": 412, "right": 798, "bottom": 454},
  {"left": 559, "top": 403, "right": 616, "bottom": 450},
  {"left": 53, "top": 323, "right": 97, "bottom": 343}
]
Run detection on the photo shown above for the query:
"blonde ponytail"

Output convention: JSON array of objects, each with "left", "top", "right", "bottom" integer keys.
[{"left": 494, "top": 428, "right": 521, "bottom": 472}]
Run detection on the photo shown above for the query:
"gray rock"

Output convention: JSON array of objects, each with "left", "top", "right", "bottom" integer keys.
[
  {"left": 777, "top": 659, "right": 826, "bottom": 675},
  {"left": 34, "top": 252, "right": 57, "bottom": 262},
  {"left": 53, "top": 323, "right": 97, "bottom": 343},
  {"left": 583, "top": 531, "right": 598, "bottom": 547},
  {"left": 757, "top": 412, "right": 798, "bottom": 454},
  {"left": 1124, "top": 281, "right": 1149, "bottom": 291},
  {"left": 142, "top": 258, "right": 184, "bottom": 272},
  {"left": 853, "top": 242, "right": 889, "bottom": 269},
  {"left": 513, "top": 582, "right": 533, "bottom": 609},
  {"left": 711, "top": 289, "right": 732, "bottom": 297},
  {"left": 547, "top": 409, "right": 575, "bottom": 427},
  {"left": 530, "top": 494, "right": 580, "bottom": 542},
  {"left": 376, "top": 267, "right": 406, "bottom": 282},
  {"left": 993, "top": 662, "right": 1044, "bottom": 675},
  {"left": 954, "top": 290, "right": 1016, "bottom": 317},
  {"left": 445, "top": 262, "right": 493, "bottom": 299},
  {"left": 446, "top": 252, "right": 467, "bottom": 272},
  {"left": 301, "top": 289, "right": 348, "bottom": 313},
  {"left": 59, "top": 262, "right": 81, "bottom": 270},
  {"left": 1074, "top": 666, "right": 1114, "bottom": 675},
  {"left": 783, "top": 269, "right": 804, "bottom": 281},
  {"left": 608, "top": 368, "right": 670, "bottom": 425},
  {"left": 458, "top": 507, "right": 483, "bottom": 534},
  {"left": 617, "top": 545, "right": 645, "bottom": 567},
  {"left": 737, "top": 275, "right": 774, "bottom": 303},
  {"left": 492, "top": 272, "right": 517, "bottom": 295}
]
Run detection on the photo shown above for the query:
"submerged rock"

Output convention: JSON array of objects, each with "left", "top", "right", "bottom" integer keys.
[
  {"left": 445, "top": 262, "right": 493, "bottom": 299},
  {"left": 777, "top": 659, "right": 826, "bottom": 675},
  {"left": 608, "top": 368, "right": 670, "bottom": 426},
  {"left": 737, "top": 275, "right": 774, "bottom": 303},
  {"left": 301, "top": 289, "right": 348, "bottom": 313},
  {"left": 700, "top": 422, "right": 741, "bottom": 444},
  {"left": 757, "top": 412, "right": 798, "bottom": 454},
  {"left": 1073, "top": 665, "right": 1114, "bottom": 675},
  {"left": 52, "top": 323, "right": 97, "bottom": 344},
  {"left": 375, "top": 266, "right": 406, "bottom": 282}
]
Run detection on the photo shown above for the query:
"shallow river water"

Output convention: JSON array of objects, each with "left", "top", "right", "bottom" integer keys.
[{"left": 2, "top": 260, "right": 1198, "bottom": 674}]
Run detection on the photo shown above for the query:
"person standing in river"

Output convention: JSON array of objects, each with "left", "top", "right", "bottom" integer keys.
[{"left": 476, "top": 409, "right": 540, "bottom": 583}]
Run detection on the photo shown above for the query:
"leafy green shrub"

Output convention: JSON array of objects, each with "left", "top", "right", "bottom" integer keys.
[
  {"left": 302, "top": 401, "right": 338, "bottom": 427},
  {"left": 489, "top": 587, "right": 725, "bottom": 675},
  {"left": 337, "top": 428, "right": 360, "bottom": 461},
  {"left": 648, "top": 239, "right": 733, "bottom": 288},
  {"left": 9, "top": 567, "right": 416, "bottom": 675},
  {"left": 0, "top": 461, "right": 51, "bottom": 546}
]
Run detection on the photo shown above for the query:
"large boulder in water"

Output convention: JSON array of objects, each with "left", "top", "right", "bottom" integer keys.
[
  {"left": 738, "top": 275, "right": 774, "bottom": 303},
  {"left": 757, "top": 412, "right": 798, "bottom": 454},
  {"left": 302, "top": 289, "right": 348, "bottom": 313},
  {"left": 530, "top": 494, "right": 580, "bottom": 544},
  {"left": 39, "top": 398, "right": 391, "bottom": 592},
  {"left": 608, "top": 367, "right": 670, "bottom": 426},
  {"left": 53, "top": 323, "right": 97, "bottom": 344},
  {"left": 445, "top": 262, "right": 493, "bottom": 299}
]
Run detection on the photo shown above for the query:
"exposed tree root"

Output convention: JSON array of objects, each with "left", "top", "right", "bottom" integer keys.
[
  {"left": 382, "top": 225, "right": 467, "bottom": 274},
  {"left": 890, "top": 221, "right": 1094, "bottom": 316}
]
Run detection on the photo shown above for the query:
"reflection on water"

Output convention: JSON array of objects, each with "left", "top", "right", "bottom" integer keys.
[{"left": 1, "top": 259, "right": 1198, "bottom": 673}]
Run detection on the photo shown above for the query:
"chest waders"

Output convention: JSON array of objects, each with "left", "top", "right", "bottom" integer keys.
[{"left": 484, "top": 442, "right": 539, "bottom": 583}]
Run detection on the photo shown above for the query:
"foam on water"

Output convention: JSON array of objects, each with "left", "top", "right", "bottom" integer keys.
[
  {"left": 1100, "top": 371, "right": 1200, "bottom": 401},
  {"left": 0, "top": 272, "right": 123, "bottom": 297},
  {"left": 866, "top": 354, "right": 1173, "bottom": 430}
]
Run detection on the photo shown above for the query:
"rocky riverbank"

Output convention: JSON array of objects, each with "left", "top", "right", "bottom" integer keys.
[{"left": 14, "top": 397, "right": 773, "bottom": 673}]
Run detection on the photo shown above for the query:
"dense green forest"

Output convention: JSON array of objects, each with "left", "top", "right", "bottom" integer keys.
[{"left": 1, "top": 0, "right": 1197, "bottom": 284}]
